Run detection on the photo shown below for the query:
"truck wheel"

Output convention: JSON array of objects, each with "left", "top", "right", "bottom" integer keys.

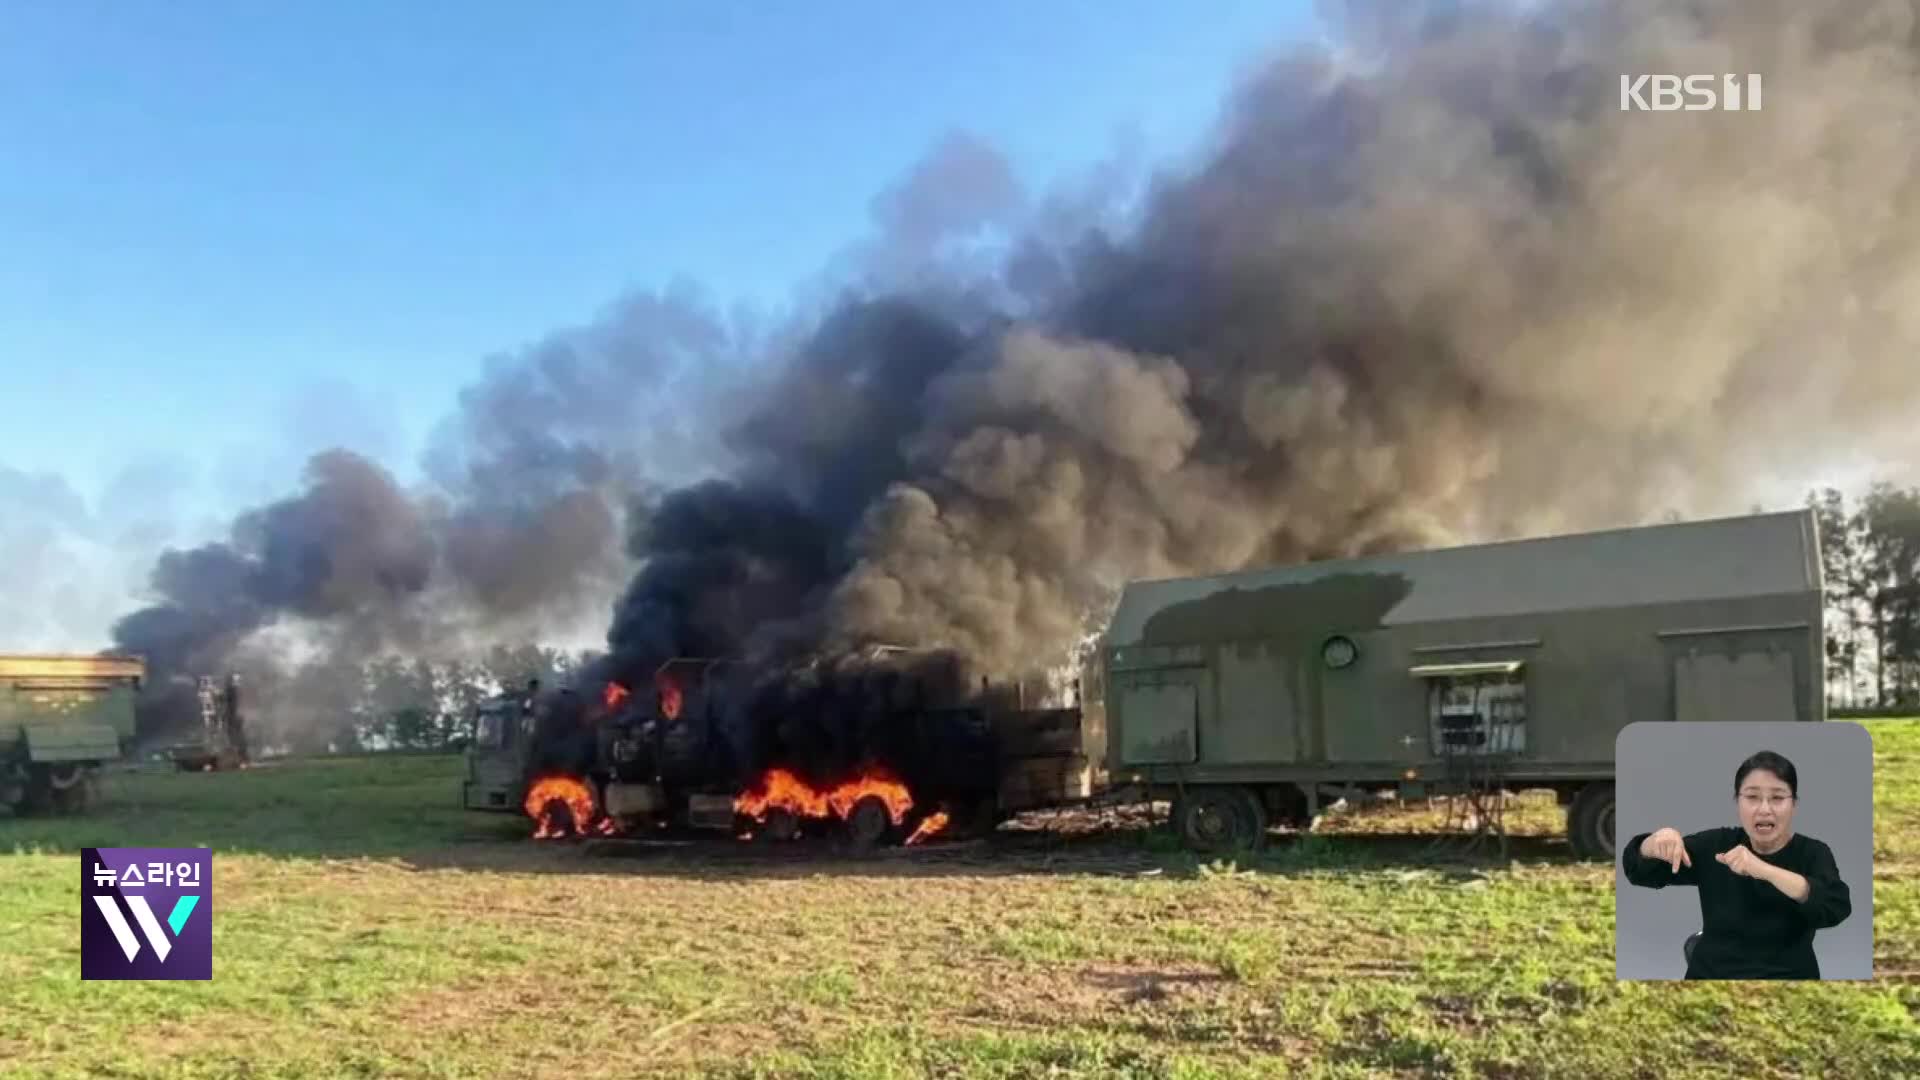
[
  {"left": 845, "top": 795, "right": 892, "bottom": 852},
  {"left": 52, "top": 773, "right": 95, "bottom": 815},
  {"left": 1172, "top": 786, "right": 1267, "bottom": 854},
  {"left": 756, "top": 808, "right": 801, "bottom": 843},
  {"left": 1567, "top": 782, "right": 1616, "bottom": 860}
]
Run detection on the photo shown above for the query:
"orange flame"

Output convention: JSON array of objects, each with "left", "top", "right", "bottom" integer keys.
[
  {"left": 603, "top": 682, "right": 631, "bottom": 711},
  {"left": 825, "top": 771, "right": 912, "bottom": 825},
  {"left": 904, "top": 810, "right": 951, "bottom": 846},
  {"left": 657, "top": 676, "right": 683, "bottom": 721},
  {"left": 523, "top": 775, "right": 619, "bottom": 840},
  {"left": 735, "top": 767, "right": 831, "bottom": 820},
  {"left": 734, "top": 765, "right": 914, "bottom": 830}
]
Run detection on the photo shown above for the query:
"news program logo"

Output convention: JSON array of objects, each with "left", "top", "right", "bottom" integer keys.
[
  {"left": 81, "top": 848, "right": 212, "bottom": 980},
  {"left": 1620, "top": 74, "right": 1763, "bottom": 112}
]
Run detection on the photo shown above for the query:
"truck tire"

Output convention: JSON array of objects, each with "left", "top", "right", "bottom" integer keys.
[
  {"left": 845, "top": 795, "right": 893, "bottom": 852},
  {"left": 1172, "top": 785, "right": 1267, "bottom": 854},
  {"left": 1567, "top": 782, "right": 1616, "bottom": 860},
  {"left": 52, "top": 772, "right": 95, "bottom": 815},
  {"left": 755, "top": 807, "right": 801, "bottom": 843}
]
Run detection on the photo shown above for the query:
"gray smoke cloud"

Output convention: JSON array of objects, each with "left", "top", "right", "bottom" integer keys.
[
  {"left": 110, "top": 287, "right": 758, "bottom": 742},
  {"left": 115, "top": 0, "right": 1920, "bottom": 730}
]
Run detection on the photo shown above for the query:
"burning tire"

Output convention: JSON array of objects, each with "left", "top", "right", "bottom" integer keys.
[
  {"left": 524, "top": 775, "right": 599, "bottom": 840},
  {"left": 756, "top": 807, "right": 801, "bottom": 843},
  {"left": 845, "top": 795, "right": 893, "bottom": 851}
]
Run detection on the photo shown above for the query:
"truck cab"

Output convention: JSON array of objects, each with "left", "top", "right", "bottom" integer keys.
[{"left": 462, "top": 687, "right": 539, "bottom": 812}]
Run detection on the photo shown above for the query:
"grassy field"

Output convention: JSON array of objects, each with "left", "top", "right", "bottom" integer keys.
[{"left": 3, "top": 725, "right": 1918, "bottom": 1079}]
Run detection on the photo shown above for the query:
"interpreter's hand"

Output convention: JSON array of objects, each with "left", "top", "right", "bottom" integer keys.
[
  {"left": 1716, "top": 844, "right": 1768, "bottom": 879},
  {"left": 1640, "top": 827, "right": 1690, "bottom": 872}
]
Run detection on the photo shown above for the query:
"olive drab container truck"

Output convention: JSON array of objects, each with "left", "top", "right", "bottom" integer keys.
[
  {"left": 1099, "top": 509, "right": 1826, "bottom": 857},
  {"left": 1, "top": 653, "right": 146, "bottom": 814}
]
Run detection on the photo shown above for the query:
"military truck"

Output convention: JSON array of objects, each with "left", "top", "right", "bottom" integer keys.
[
  {"left": 465, "top": 509, "right": 1824, "bottom": 859},
  {"left": 1103, "top": 508, "right": 1825, "bottom": 858},
  {"left": 462, "top": 658, "right": 1085, "bottom": 845},
  {"left": 1, "top": 653, "right": 146, "bottom": 814}
]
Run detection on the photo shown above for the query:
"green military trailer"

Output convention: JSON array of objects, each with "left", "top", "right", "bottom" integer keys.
[
  {"left": 1, "top": 653, "right": 146, "bottom": 815},
  {"left": 1098, "top": 509, "right": 1826, "bottom": 859}
]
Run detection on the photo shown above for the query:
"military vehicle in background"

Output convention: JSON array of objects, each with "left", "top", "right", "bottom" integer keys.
[
  {"left": 165, "top": 674, "right": 250, "bottom": 771},
  {"left": 1, "top": 653, "right": 146, "bottom": 815},
  {"left": 465, "top": 509, "right": 1825, "bottom": 859}
]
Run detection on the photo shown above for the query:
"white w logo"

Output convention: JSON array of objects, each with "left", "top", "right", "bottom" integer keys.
[{"left": 91, "top": 895, "right": 198, "bottom": 963}]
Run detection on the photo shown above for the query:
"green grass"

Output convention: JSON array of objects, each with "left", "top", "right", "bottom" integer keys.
[{"left": 3, "top": 726, "right": 1919, "bottom": 1078}]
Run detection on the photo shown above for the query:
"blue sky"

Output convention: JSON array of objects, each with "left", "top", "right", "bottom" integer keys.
[{"left": 1, "top": 1, "right": 1317, "bottom": 514}]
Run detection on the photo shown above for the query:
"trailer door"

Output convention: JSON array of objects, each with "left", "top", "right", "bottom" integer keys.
[
  {"left": 1115, "top": 674, "right": 1199, "bottom": 765},
  {"left": 1673, "top": 649, "right": 1796, "bottom": 724}
]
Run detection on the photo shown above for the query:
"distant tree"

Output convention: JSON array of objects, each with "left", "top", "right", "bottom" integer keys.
[
  {"left": 1857, "top": 484, "right": 1920, "bottom": 706},
  {"left": 441, "top": 659, "right": 489, "bottom": 744},
  {"left": 387, "top": 705, "right": 433, "bottom": 749},
  {"left": 1810, "top": 488, "right": 1870, "bottom": 708}
]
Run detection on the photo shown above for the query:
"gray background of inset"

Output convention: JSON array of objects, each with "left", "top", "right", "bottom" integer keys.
[{"left": 1614, "top": 721, "right": 1874, "bottom": 980}]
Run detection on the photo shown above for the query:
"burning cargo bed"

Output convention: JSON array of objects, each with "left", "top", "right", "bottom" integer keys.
[
  {"left": 598, "top": 703, "right": 1104, "bottom": 846},
  {"left": 465, "top": 654, "right": 1110, "bottom": 848}
]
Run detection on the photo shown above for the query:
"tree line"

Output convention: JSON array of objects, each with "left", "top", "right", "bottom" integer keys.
[
  {"left": 1810, "top": 484, "right": 1920, "bottom": 711},
  {"left": 224, "top": 642, "right": 594, "bottom": 756}
]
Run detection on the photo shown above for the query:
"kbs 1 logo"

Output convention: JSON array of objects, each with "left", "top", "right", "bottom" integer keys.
[
  {"left": 1620, "top": 74, "right": 1763, "bottom": 112},
  {"left": 82, "top": 848, "right": 212, "bottom": 980}
]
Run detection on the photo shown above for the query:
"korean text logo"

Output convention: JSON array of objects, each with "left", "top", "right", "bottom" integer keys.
[
  {"left": 1620, "top": 74, "right": 1762, "bottom": 112},
  {"left": 82, "top": 848, "right": 212, "bottom": 980}
]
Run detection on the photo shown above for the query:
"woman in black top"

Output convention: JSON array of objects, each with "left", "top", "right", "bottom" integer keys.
[{"left": 1621, "top": 750, "right": 1852, "bottom": 979}]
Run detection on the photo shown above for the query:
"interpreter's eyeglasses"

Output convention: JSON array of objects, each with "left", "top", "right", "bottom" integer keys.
[{"left": 1738, "top": 793, "right": 1793, "bottom": 809}]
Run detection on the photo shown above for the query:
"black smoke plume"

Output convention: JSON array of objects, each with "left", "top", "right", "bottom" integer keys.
[{"left": 602, "top": 0, "right": 1920, "bottom": 687}]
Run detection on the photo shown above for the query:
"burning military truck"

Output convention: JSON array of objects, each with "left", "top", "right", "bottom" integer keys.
[
  {"left": 464, "top": 650, "right": 1094, "bottom": 847},
  {"left": 465, "top": 509, "right": 1825, "bottom": 859}
]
